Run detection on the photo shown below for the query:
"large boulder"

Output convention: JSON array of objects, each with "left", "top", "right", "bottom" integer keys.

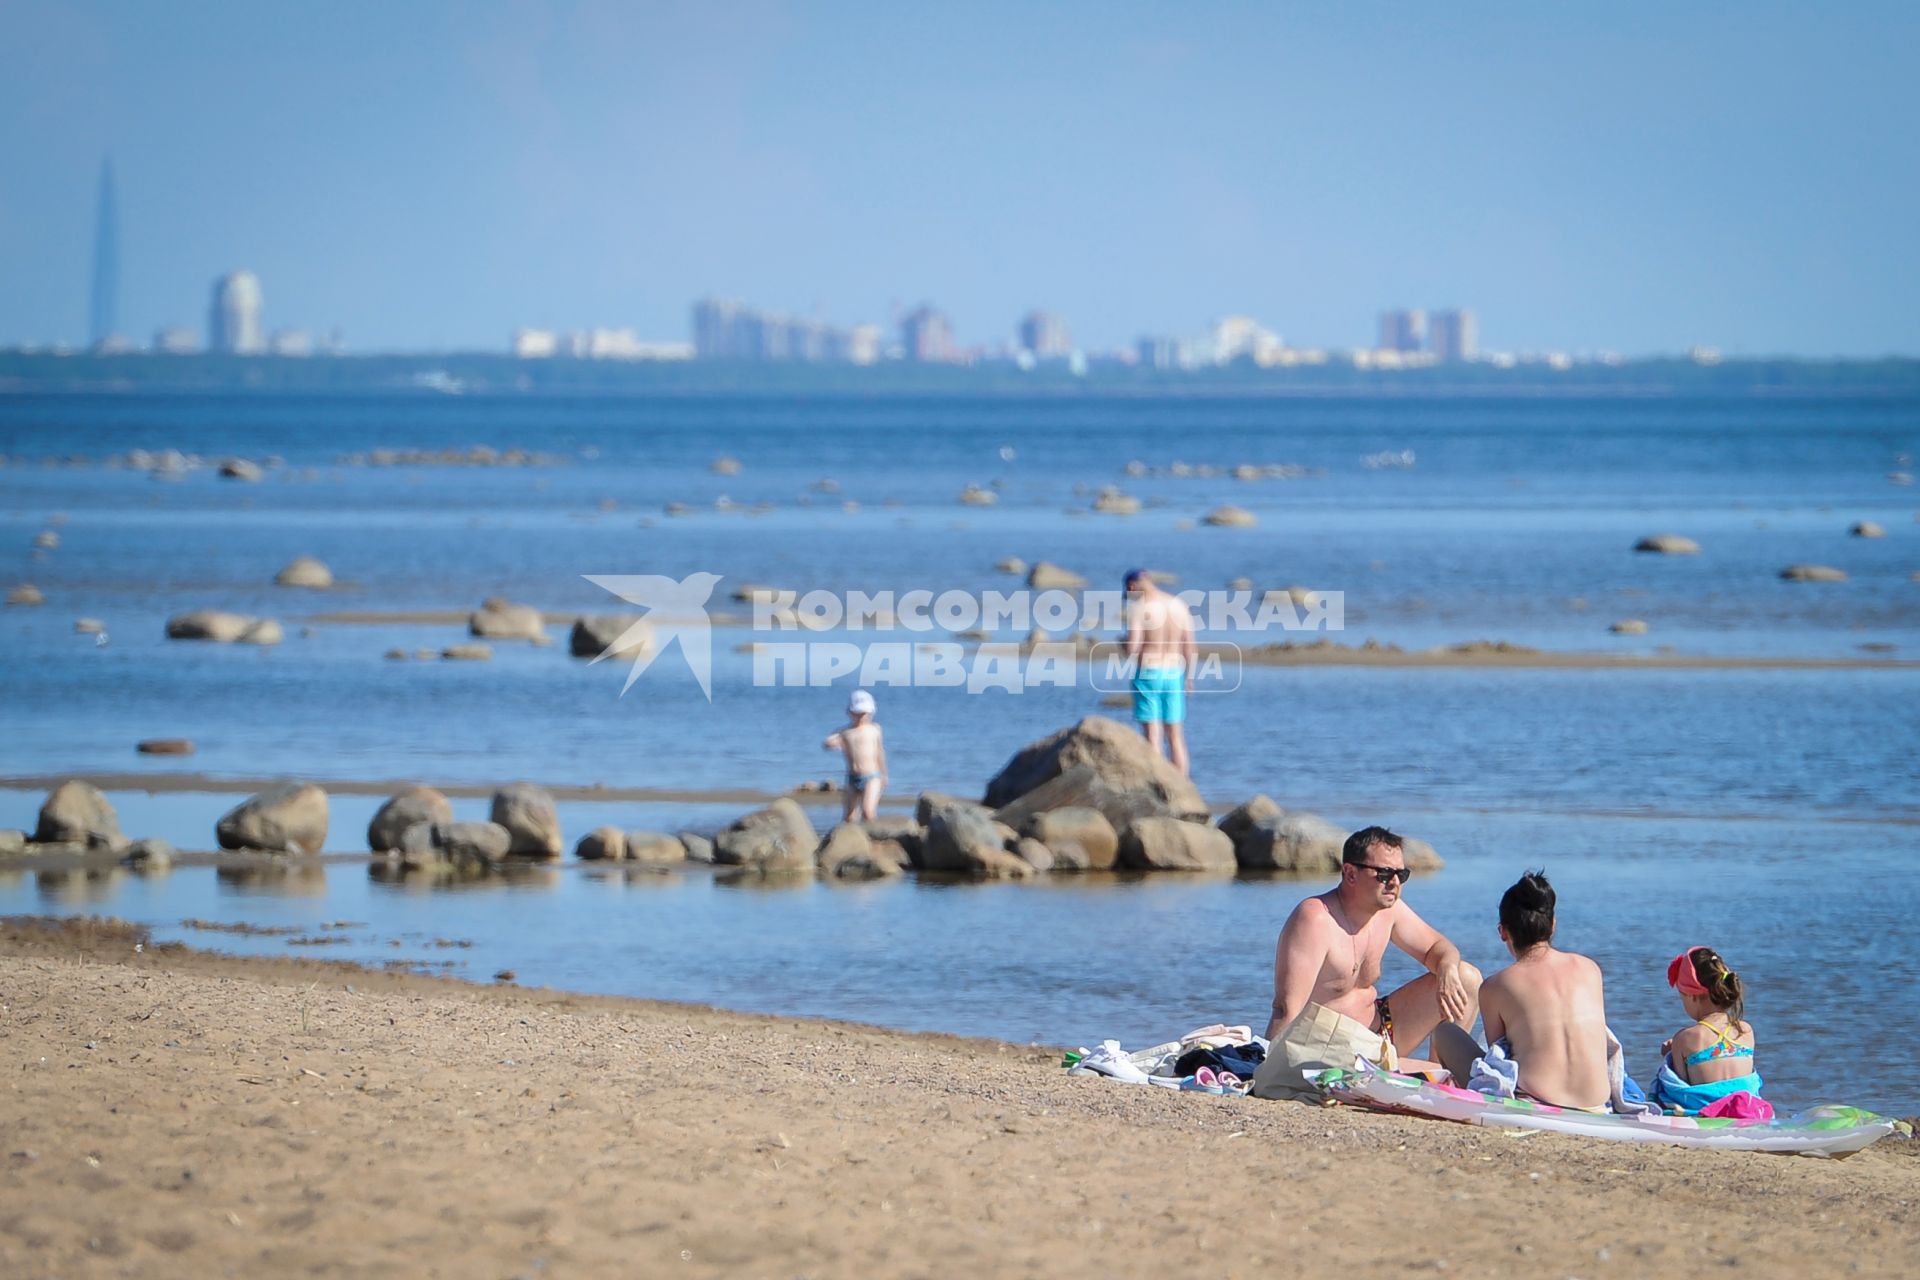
[
  {"left": 677, "top": 832, "right": 715, "bottom": 864},
  {"left": 1232, "top": 811, "right": 1346, "bottom": 872},
  {"left": 1119, "top": 817, "right": 1236, "bottom": 872},
  {"left": 1217, "top": 795, "right": 1283, "bottom": 853},
  {"left": 713, "top": 798, "right": 817, "bottom": 872},
  {"left": 625, "top": 831, "right": 686, "bottom": 863},
  {"left": 570, "top": 614, "right": 652, "bottom": 659},
  {"left": 34, "top": 780, "right": 122, "bottom": 846},
  {"left": 469, "top": 598, "right": 546, "bottom": 641},
  {"left": 367, "top": 786, "right": 453, "bottom": 852},
  {"left": 490, "top": 783, "right": 563, "bottom": 858},
  {"left": 816, "top": 822, "right": 873, "bottom": 874},
  {"left": 575, "top": 826, "right": 626, "bottom": 861},
  {"left": 923, "top": 802, "right": 1033, "bottom": 878},
  {"left": 165, "top": 610, "right": 256, "bottom": 642},
  {"left": 984, "top": 717, "right": 1208, "bottom": 826},
  {"left": 216, "top": 783, "right": 329, "bottom": 855},
  {"left": 1020, "top": 807, "right": 1119, "bottom": 871},
  {"left": 1012, "top": 837, "right": 1056, "bottom": 872},
  {"left": 435, "top": 821, "right": 513, "bottom": 865},
  {"left": 274, "top": 556, "right": 334, "bottom": 588}
]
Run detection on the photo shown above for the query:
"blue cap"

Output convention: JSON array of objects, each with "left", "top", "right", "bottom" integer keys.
[{"left": 1123, "top": 567, "right": 1149, "bottom": 586}]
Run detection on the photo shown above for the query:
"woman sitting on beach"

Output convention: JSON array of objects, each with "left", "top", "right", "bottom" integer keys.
[{"left": 1651, "top": 946, "right": 1766, "bottom": 1117}]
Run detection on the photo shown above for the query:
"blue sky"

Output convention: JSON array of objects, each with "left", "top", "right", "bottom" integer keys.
[{"left": 2, "top": 1, "right": 1915, "bottom": 356}]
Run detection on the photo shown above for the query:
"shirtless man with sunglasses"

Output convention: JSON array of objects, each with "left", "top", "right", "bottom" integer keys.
[{"left": 1253, "top": 826, "right": 1481, "bottom": 1099}]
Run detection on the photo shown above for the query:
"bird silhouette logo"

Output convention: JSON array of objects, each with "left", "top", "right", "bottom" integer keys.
[{"left": 581, "top": 572, "right": 722, "bottom": 700}]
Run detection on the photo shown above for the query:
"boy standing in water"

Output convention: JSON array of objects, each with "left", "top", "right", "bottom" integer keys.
[{"left": 824, "top": 689, "right": 887, "bottom": 821}]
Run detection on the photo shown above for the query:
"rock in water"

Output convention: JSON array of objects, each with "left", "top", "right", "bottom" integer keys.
[
  {"left": 367, "top": 786, "right": 453, "bottom": 852},
  {"left": 218, "top": 458, "right": 263, "bottom": 481},
  {"left": 136, "top": 738, "right": 195, "bottom": 756},
  {"left": 1216, "top": 795, "right": 1283, "bottom": 849},
  {"left": 1633, "top": 534, "right": 1700, "bottom": 554},
  {"left": 436, "top": 821, "right": 513, "bottom": 865},
  {"left": 922, "top": 803, "right": 1032, "bottom": 878},
  {"left": 677, "top": 832, "right": 715, "bottom": 864},
  {"left": 1850, "top": 521, "right": 1886, "bottom": 538},
  {"left": 216, "top": 783, "right": 330, "bottom": 855},
  {"left": 236, "top": 619, "right": 283, "bottom": 646},
  {"left": 569, "top": 614, "right": 651, "bottom": 659},
  {"left": 1119, "top": 817, "right": 1236, "bottom": 872},
  {"left": 441, "top": 643, "right": 492, "bottom": 661},
  {"left": 122, "top": 838, "right": 174, "bottom": 871},
  {"left": 575, "top": 826, "right": 626, "bottom": 861},
  {"left": 1020, "top": 807, "right": 1119, "bottom": 871},
  {"left": 1779, "top": 564, "right": 1847, "bottom": 583},
  {"left": 1202, "top": 505, "right": 1257, "bottom": 528},
  {"left": 713, "top": 799, "right": 817, "bottom": 872},
  {"left": 490, "top": 783, "right": 563, "bottom": 858},
  {"left": 165, "top": 610, "right": 255, "bottom": 641},
  {"left": 984, "top": 717, "right": 1208, "bottom": 823},
  {"left": 1026, "top": 562, "right": 1088, "bottom": 591},
  {"left": 1610, "top": 619, "right": 1650, "bottom": 635},
  {"left": 6, "top": 584, "right": 45, "bottom": 606},
  {"left": 468, "top": 598, "right": 546, "bottom": 641},
  {"left": 815, "top": 822, "right": 873, "bottom": 875},
  {"left": 35, "top": 780, "right": 122, "bottom": 846},
  {"left": 275, "top": 556, "right": 334, "bottom": 588},
  {"left": 624, "top": 831, "right": 686, "bottom": 863}
]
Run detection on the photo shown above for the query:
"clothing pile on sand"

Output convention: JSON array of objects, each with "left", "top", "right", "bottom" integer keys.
[{"left": 1065, "top": 1025, "right": 1268, "bottom": 1095}]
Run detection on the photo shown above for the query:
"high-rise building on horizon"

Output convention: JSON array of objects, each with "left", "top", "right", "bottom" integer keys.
[
  {"left": 208, "top": 271, "right": 264, "bottom": 354},
  {"left": 692, "top": 297, "right": 877, "bottom": 364},
  {"left": 1018, "top": 310, "right": 1071, "bottom": 358},
  {"left": 89, "top": 157, "right": 120, "bottom": 350},
  {"left": 1378, "top": 309, "right": 1425, "bottom": 354},
  {"left": 900, "top": 305, "right": 955, "bottom": 363},
  {"left": 1428, "top": 309, "right": 1478, "bottom": 362}
]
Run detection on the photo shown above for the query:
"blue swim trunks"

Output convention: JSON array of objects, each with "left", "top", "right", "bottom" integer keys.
[{"left": 1131, "top": 665, "right": 1187, "bottom": 724}]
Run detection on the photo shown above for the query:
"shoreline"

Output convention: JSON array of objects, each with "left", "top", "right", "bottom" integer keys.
[{"left": 2, "top": 915, "right": 1915, "bottom": 1278}]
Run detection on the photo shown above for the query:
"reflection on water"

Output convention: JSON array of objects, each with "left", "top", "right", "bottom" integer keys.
[
  {"left": 37, "top": 868, "right": 125, "bottom": 903},
  {"left": 217, "top": 862, "right": 328, "bottom": 897},
  {"left": 368, "top": 860, "right": 560, "bottom": 894}
]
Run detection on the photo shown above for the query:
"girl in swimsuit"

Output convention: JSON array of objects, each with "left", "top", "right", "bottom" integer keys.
[{"left": 1653, "top": 945, "right": 1763, "bottom": 1113}]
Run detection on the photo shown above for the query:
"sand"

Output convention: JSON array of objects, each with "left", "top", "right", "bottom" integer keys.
[{"left": 2, "top": 918, "right": 1915, "bottom": 1279}]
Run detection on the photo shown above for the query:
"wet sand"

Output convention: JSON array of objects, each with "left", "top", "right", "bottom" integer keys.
[{"left": 2, "top": 917, "right": 1915, "bottom": 1279}]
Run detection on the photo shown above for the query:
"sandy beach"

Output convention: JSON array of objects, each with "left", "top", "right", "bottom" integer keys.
[{"left": 2, "top": 916, "right": 1914, "bottom": 1279}]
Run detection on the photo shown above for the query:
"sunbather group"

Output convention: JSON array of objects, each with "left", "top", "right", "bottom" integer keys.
[{"left": 1251, "top": 825, "right": 1763, "bottom": 1116}]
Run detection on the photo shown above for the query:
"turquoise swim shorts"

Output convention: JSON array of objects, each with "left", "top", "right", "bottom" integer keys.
[{"left": 1131, "top": 665, "right": 1187, "bottom": 724}]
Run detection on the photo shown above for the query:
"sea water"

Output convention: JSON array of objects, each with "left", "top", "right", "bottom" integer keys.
[{"left": 1, "top": 390, "right": 1916, "bottom": 1115}]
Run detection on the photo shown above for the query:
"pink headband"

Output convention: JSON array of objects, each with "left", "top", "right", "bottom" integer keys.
[{"left": 1667, "top": 948, "right": 1710, "bottom": 996}]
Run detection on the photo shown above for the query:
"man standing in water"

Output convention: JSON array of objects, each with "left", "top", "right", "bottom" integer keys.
[
  {"left": 1252, "top": 826, "right": 1482, "bottom": 1100},
  {"left": 1122, "top": 569, "right": 1196, "bottom": 776}
]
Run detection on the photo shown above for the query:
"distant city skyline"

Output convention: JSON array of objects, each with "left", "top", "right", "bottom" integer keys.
[{"left": 3, "top": 2, "right": 1917, "bottom": 356}]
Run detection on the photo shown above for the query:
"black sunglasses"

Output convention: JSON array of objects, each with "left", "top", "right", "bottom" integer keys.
[{"left": 1349, "top": 862, "right": 1411, "bottom": 885}]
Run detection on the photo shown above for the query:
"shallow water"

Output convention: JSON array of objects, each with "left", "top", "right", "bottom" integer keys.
[
  {"left": 3, "top": 390, "right": 1918, "bottom": 1117},
  {"left": 2, "top": 807, "right": 1913, "bottom": 1116}
]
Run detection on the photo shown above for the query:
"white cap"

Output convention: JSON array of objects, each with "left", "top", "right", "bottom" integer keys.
[{"left": 848, "top": 689, "right": 876, "bottom": 715}]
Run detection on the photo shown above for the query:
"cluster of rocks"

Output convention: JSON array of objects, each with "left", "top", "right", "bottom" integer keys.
[
  {"left": 368, "top": 781, "right": 564, "bottom": 870},
  {"left": 335, "top": 446, "right": 565, "bottom": 467},
  {"left": 673, "top": 718, "right": 1444, "bottom": 883},
  {"left": 7, "top": 780, "right": 175, "bottom": 870}
]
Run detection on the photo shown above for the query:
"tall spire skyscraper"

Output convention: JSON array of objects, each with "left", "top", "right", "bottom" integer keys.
[{"left": 89, "top": 157, "right": 119, "bottom": 348}]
